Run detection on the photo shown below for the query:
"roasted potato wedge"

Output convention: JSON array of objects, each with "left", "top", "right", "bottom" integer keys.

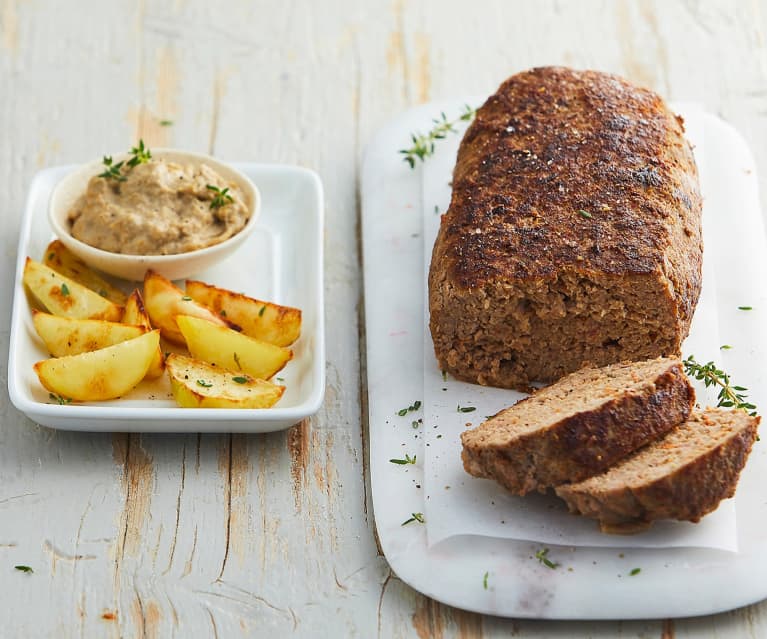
[
  {"left": 122, "top": 289, "right": 165, "bottom": 378},
  {"left": 166, "top": 353, "right": 285, "bottom": 408},
  {"left": 32, "top": 310, "right": 144, "bottom": 357},
  {"left": 143, "top": 270, "right": 235, "bottom": 345},
  {"left": 23, "top": 258, "right": 123, "bottom": 321},
  {"left": 176, "top": 315, "right": 292, "bottom": 380},
  {"left": 185, "top": 280, "right": 301, "bottom": 347},
  {"left": 43, "top": 240, "right": 127, "bottom": 305},
  {"left": 34, "top": 330, "right": 160, "bottom": 401}
]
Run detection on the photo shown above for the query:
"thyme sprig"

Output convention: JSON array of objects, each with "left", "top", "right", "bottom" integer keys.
[
  {"left": 534, "top": 548, "right": 559, "bottom": 569},
  {"left": 49, "top": 393, "right": 71, "bottom": 405},
  {"left": 98, "top": 156, "right": 127, "bottom": 181},
  {"left": 207, "top": 184, "right": 234, "bottom": 210},
  {"left": 396, "top": 400, "right": 421, "bottom": 417},
  {"left": 98, "top": 140, "right": 151, "bottom": 181},
  {"left": 127, "top": 139, "right": 152, "bottom": 167},
  {"left": 683, "top": 355, "right": 757, "bottom": 416},
  {"left": 401, "top": 512, "right": 425, "bottom": 526},
  {"left": 389, "top": 454, "right": 416, "bottom": 465},
  {"left": 399, "top": 105, "right": 476, "bottom": 168}
]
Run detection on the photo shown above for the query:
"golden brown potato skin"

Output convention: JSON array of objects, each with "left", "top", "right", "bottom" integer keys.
[{"left": 429, "top": 67, "right": 703, "bottom": 390}]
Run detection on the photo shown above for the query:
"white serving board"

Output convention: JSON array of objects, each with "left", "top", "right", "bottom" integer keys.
[
  {"left": 8, "top": 164, "right": 325, "bottom": 433},
  {"left": 361, "top": 100, "right": 767, "bottom": 619}
]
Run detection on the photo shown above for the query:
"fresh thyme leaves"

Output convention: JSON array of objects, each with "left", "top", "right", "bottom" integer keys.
[
  {"left": 457, "top": 405, "right": 476, "bottom": 413},
  {"left": 233, "top": 352, "right": 242, "bottom": 370},
  {"left": 98, "top": 156, "right": 127, "bottom": 181},
  {"left": 219, "top": 309, "right": 227, "bottom": 317},
  {"left": 442, "top": 370, "right": 448, "bottom": 382},
  {"left": 483, "top": 571, "right": 489, "bottom": 589},
  {"left": 411, "top": 419, "right": 422, "bottom": 429},
  {"left": 196, "top": 379, "right": 213, "bottom": 388},
  {"left": 629, "top": 568, "right": 641, "bottom": 576},
  {"left": 181, "top": 296, "right": 192, "bottom": 301},
  {"left": 14, "top": 565, "right": 33, "bottom": 574},
  {"left": 98, "top": 289, "right": 108, "bottom": 298},
  {"left": 232, "top": 376, "right": 248, "bottom": 384},
  {"left": 207, "top": 184, "right": 234, "bottom": 210},
  {"left": 401, "top": 512, "right": 425, "bottom": 526},
  {"left": 738, "top": 306, "right": 753, "bottom": 311},
  {"left": 683, "top": 355, "right": 757, "bottom": 416},
  {"left": 389, "top": 454, "right": 417, "bottom": 465},
  {"left": 396, "top": 401, "right": 422, "bottom": 416},
  {"left": 127, "top": 139, "right": 152, "bottom": 167},
  {"left": 49, "top": 392, "right": 71, "bottom": 405},
  {"left": 259, "top": 305, "right": 266, "bottom": 317},
  {"left": 60, "top": 283, "right": 70, "bottom": 296},
  {"left": 577, "top": 209, "right": 593, "bottom": 219},
  {"left": 275, "top": 377, "right": 285, "bottom": 382},
  {"left": 720, "top": 344, "right": 733, "bottom": 350},
  {"left": 399, "top": 105, "right": 476, "bottom": 168},
  {"left": 159, "top": 119, "right": 174, "bottom": 127},
  {"left": 534, "top": 548, "right": 559, "bottom": 569}
]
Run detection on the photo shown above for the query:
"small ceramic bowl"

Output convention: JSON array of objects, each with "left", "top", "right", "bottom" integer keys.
[{"left": 48, "top": 149, "right": 260, "bottom": 281}]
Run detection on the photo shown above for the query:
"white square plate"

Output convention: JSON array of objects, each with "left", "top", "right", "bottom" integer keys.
[{"left": 8, "top": 164, "right": 325, "bottom": 432}]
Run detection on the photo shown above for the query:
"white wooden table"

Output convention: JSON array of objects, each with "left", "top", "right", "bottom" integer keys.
[{"left": 2, "top": 1, "right": 766, "bottom": 637}]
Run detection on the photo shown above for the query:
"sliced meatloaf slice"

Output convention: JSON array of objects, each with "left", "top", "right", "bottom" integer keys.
[
  {"left": 460, "top": 357, "right": 694, "bottom": 495},
  {"left": 428, "top": 66, "right": 703, "bottom": 391},
  {"left": 555, "top": 408, "right": 760, "bottom": 533}
]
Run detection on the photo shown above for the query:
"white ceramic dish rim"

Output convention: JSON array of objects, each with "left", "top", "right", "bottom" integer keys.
[
  {"left": 47, "top": 148, "right": 261, "bottom": 275},
  {"left": 9, "top": 163, "right": 325, "bottom": 428}
]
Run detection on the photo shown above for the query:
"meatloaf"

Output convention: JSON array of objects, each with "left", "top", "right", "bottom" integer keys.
[
  {"left": 555, "top": 408, "right": 760, "bottom": 533},
  {"left": 428, "top": 67, "right": 703, "bottom": 390},
  {"left": 460, "top": 358, "right": 694, "bottom": 495}
]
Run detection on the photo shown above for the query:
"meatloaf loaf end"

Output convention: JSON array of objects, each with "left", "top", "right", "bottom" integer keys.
[
  {"left": 555, "top": 408, "right": 760, "bottom": 533},
  {"left": 460, "top": 357, "right": 695, "bottom": 495},
  {"left": 428, "top": 67, "right": 703, "bottom": 390}
]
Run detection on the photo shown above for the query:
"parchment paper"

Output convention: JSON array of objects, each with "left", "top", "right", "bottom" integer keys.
[{"left": 422, "top": 104, "right": 739, "bottom": 551}]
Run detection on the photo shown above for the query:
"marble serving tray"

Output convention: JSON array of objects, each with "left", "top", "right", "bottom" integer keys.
[{"left": 361, "top": 100, "right": 767, "bottom": 619}]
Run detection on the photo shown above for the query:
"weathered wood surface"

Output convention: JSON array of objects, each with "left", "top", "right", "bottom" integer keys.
[{"left": 1, "top": 0, "right": 766, "bottom": 637}]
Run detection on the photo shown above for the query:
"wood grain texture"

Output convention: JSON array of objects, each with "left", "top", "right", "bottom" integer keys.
[{"left": 1, "top": 0, "right": 766, "bottom": 637}]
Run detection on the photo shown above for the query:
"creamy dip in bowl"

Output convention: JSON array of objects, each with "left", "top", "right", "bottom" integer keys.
[{"left": 49, "top": 149, "right": 260, "bottom": 281}]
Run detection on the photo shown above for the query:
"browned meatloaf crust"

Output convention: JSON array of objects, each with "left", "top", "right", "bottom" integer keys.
[
  {"left": 555, "top": 408, "right": 760, "bottom": 532},
  {"left": 428, "top": 67, "right": 703, "bottom": 390},
  {"left": 460, "top": 358, "right": 694, "bottom": 495}
]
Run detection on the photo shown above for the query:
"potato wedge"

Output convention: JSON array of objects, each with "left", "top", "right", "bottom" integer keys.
[
  {"left": 23, "top": 258, "right": 123, "bottom": 321},
  {"left": 166, "top": 353, "right": 285, "bottom": 408},
  {"left": 186, "top": 279, "right": 302, "bottom": 347},
  {"left": 143, "top": 270, "right": 236, "bottom": 345},
  {"left": 122, "top": 289, "right": 165, "bottom": 378},
  {"left": 34, "top": 330, "right": 160, "bottom": 401},
  {"left": 43, "top": 240, "right": 127, "bottom": 305},
  {"left": 176, "top": 315, "right": 292, "bottom": 380},
  {"left": 32, "top": 310, "right": 145, "bottom": 357}
]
